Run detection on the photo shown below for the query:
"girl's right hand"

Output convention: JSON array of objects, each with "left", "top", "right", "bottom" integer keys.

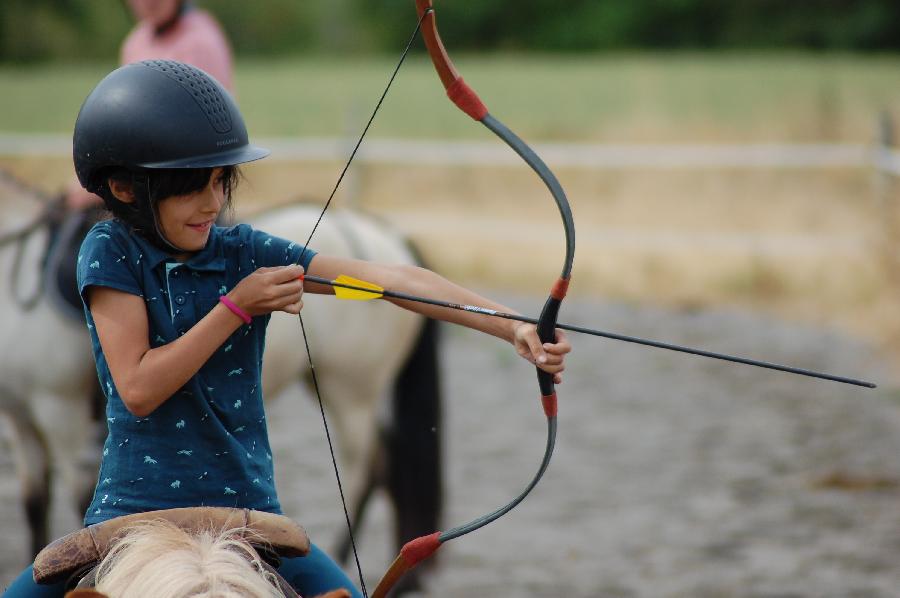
[{"left": 227, "top": 264, "right": 305, "bottom": 316}]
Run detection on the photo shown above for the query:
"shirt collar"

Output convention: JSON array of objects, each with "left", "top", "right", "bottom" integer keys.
[{"left": 140, "top": 226, "right": 227, "bottom": 272}]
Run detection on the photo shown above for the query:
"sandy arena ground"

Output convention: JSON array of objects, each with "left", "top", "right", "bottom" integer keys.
[
  {"left": 2, "top": 151, "right": 899, "bottom": 595},
  {"left": 2, "top": 291, "right": 898, "bottom": 597}
]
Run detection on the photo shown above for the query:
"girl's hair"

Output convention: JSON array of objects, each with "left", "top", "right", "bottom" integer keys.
[
  {"left": 96, "top": 165, "right": 240, "bottom": 252},
  {"left": 91, "top": 519, "right": 285, "bottom": 598}
]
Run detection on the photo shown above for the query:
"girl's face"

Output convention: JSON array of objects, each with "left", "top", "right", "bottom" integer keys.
[{"left": 158, "top": 168, "right": 226, "bottom": 259}]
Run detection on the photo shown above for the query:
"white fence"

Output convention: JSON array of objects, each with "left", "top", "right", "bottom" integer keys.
[{"left": 1, "top": 132, "right": 899, "bottom": 174}]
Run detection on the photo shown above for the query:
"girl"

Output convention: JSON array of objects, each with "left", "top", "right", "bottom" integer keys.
[{"left": 3, "top": 60, "right": 570, "bottom": 597}]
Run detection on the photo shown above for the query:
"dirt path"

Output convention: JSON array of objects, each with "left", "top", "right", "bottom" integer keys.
[{"left": 2, "top": 293, "right": 897, "bottom": 597}]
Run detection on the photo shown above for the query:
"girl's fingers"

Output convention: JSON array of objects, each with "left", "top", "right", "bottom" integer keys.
[
  {"left": 539, "top": 352, "right": 565, "bottom": 366},
  {"left": 542, "top": 330, "right": 571, "bottom": 354},
  {"left": 272, "top": 280, "right": 304, "bottom": 299},
  {"left": 538, "top": 361, "right": 565, "bottom": 374},
  {"left": 281, "top": 299, "right": 304, "bottom": 315},
  {"left": 269, "top": 264, "right": 305, "bottom": 282},
  {"left": 517, "top": 324, "right": 548, "bottom": 364}
]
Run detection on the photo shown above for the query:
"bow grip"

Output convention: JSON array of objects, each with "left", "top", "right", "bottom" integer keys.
[{"left": 535, "top": 295, "right": 562, "bottom": 400}]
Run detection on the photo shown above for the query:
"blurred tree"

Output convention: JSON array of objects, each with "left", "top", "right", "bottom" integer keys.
[
  {"left": 2, "top": 0, "right": 899, "bottom": 63},
  {"left": 203, "top": 0, "right": 317, "bottom": 55},
  {"left": 0, "top": 0, "right": 130, "bottom": 62},
  {"left": 355, "top": 0, "right": 900, "bottom": 52}
]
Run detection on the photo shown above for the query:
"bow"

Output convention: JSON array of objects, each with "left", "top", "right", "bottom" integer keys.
[
  {"left": 295, "top": 3, "right": 875, "bottom": 596},
  {"left": 294, "top": 3, "right": 574, "bottom": 595},
  {"left": 367, "top": 2, "right": 576, "bottom": 596}
]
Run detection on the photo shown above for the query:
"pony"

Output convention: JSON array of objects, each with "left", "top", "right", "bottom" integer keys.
[
  {"left": 31, "top": 506, "right": 351, "bottom": 598},
  {"left": 80, "top": 520, "right": 301, "bottom": 598},
  {"left": 0, "top": 172, "right": 442, "bottom": 590}
]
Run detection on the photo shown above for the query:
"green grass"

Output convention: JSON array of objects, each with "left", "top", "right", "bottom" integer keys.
[{"left": 1, "top": 53, "right": 900, "bottom": 142}]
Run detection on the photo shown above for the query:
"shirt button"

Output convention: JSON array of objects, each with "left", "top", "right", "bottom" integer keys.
[
  {"left": 175, "top": 295, "right": 186, "bottom": 305},
  {"left": 178, "top": 328, "right": 186, "bottom": 336}
]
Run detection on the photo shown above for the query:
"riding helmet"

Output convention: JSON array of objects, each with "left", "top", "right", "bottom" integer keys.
[{"left": 73, "top": 59, "right": 269, "bottom": 194}]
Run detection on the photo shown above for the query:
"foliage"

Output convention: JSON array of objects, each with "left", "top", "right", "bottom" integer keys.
[
  {"left": 0, "top": 0, "right": 130, "bottom": 62},
  {"left": 357, "top": 0, "right": 900, "bottom": 52},
  {"left": 3, "top": 54, "right": 900, "bottom": 143},
  {"left": 1, "top": 0, "right": 899, "bottom": 63}
]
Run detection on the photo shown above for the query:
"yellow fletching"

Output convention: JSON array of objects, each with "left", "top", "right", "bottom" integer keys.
[{"left": 333, "top": 275, "right": 384, "bottom": 301}]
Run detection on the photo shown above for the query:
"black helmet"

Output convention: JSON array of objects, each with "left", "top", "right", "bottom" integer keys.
[{"left": 73, "top": 59, "right": 268, "bottom": 193}]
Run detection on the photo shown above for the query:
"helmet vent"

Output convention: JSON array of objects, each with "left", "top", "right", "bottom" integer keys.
[{"left": 142, "top": 59, "right": 233, "bottom": 134}]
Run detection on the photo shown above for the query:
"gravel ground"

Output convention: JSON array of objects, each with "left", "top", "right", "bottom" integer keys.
[{"left": 2, "top": 293, "right": 898, "bottom": 597}]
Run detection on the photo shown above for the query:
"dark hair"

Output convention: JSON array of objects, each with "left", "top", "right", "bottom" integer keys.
[{"left": 97, "top": 166, "right": 240, "bottom": 252}]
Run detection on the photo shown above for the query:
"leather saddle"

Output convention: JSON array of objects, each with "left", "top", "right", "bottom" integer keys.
[
  {"left": 42, "top": 206, "right": 102, "bottom": 321},
  {"left": 33, "top": 507, "right": 310, "bottom": 596}
]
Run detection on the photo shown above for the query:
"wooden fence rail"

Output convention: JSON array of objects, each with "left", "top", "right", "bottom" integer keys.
[{"left": 2, "top": 132, "right": 899, "bottom": 172}]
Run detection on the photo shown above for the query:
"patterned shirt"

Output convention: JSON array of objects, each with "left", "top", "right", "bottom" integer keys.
[{"left": 76, "top": 219, "right": 315, "bottom": 525}]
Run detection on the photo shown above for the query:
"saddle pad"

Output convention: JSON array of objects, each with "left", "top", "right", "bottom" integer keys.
[{"left": 33, "top": 506, "right": 309, "bottom": 585}]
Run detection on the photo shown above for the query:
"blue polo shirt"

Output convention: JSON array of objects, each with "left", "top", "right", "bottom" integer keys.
[{"left": 76, "top": 219, "right": 315, "bottom": 526}]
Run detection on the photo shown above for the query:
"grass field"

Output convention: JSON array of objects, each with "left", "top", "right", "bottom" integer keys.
[
  {"left": 2, "top": 53, "right": 899, "bottom": 363},
  {"left": 2, "top": 53, "right": 900, "bottom": 141}
]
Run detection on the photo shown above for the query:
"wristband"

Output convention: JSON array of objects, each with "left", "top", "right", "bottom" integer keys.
[{"left": 219, "top": 295, "right": 252, "bottom": 324}]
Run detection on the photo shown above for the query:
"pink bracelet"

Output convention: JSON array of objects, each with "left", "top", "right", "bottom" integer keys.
[{"left": 219, "top": 295, "right": 251, "bottom": 324}]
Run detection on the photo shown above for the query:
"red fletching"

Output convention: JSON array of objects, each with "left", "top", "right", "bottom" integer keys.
[
  {"left": 447, "top": 78, "right": 488, "bottom": 121},
  {"left": 399, "top": 532, "right": 442, "bottom": 566},
  {"left": 541, "top": 392, "right": 558, "bottom": 417}
]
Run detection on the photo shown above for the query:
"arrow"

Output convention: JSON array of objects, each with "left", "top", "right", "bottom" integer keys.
[{"left": 300, "top": 273, "right": 877, "bottom": 389}]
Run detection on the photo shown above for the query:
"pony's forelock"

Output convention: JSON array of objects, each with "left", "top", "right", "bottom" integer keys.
[{"left": 92, "top": 520, "right": 283, "bottom": 598}]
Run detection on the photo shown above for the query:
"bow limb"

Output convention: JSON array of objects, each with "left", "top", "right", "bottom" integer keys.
[
  {"left": 415, "top": 0, "right": 576, "bottom": 357},
  {"left": 416, "top": 0, "right": 575, "bottom": 438},
  {"left": 371, "top": 4, "right": 576, "bottom": 597}
]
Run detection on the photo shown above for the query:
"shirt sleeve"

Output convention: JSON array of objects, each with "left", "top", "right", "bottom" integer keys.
[
  {"left": 246, "top": 226, "right": 317, "bottom": 270},
  {"left": 77, "top": 222, "right": 144, "bottom": 306}
]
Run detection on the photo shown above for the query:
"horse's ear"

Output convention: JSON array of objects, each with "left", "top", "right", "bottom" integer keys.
[{"left": 64, "top": 590, "right": 108, "bottom": 598}]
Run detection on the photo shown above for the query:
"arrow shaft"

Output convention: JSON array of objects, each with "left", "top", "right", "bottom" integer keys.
[{"left": 303, "top": 274, "right": 876, "bottom": 389}]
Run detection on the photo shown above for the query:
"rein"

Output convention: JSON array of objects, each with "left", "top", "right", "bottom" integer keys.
[
  {"left": 0, "top": 207, "right": 47, "bottom": 247},
  {"left": 0, "top": 166, "right": 67, "bottom": 309},
  {"left": 0, "top": 197, "right": 66, "bottom": 311}
]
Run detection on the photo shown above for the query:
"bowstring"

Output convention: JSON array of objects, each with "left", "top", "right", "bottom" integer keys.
[
  {"left": 295, "top": 11, "right": 431, "bottom": 597},
  {"left": 296, "top": 9, "right": 430, "bottom": 268}
]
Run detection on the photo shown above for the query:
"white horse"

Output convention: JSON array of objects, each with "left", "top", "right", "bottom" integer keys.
[{"left": 0, "top": 173, "right": 442, "bottom": 588}]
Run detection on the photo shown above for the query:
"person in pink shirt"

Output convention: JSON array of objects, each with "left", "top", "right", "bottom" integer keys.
[{"left": 121, "top": 0, "right": 234, "bottom": 92}]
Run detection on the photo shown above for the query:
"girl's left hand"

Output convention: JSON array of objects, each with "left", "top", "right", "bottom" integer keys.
[{"left": 513, "top": 324, "right": 571, "bottom": 384}]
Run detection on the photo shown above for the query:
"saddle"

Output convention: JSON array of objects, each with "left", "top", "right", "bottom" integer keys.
[
  {"left": 43, "top": 206, "right": 104, "bottom": 321},
  {"left": 33, "top": 507, "right": 310, "bottom": 595}
]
